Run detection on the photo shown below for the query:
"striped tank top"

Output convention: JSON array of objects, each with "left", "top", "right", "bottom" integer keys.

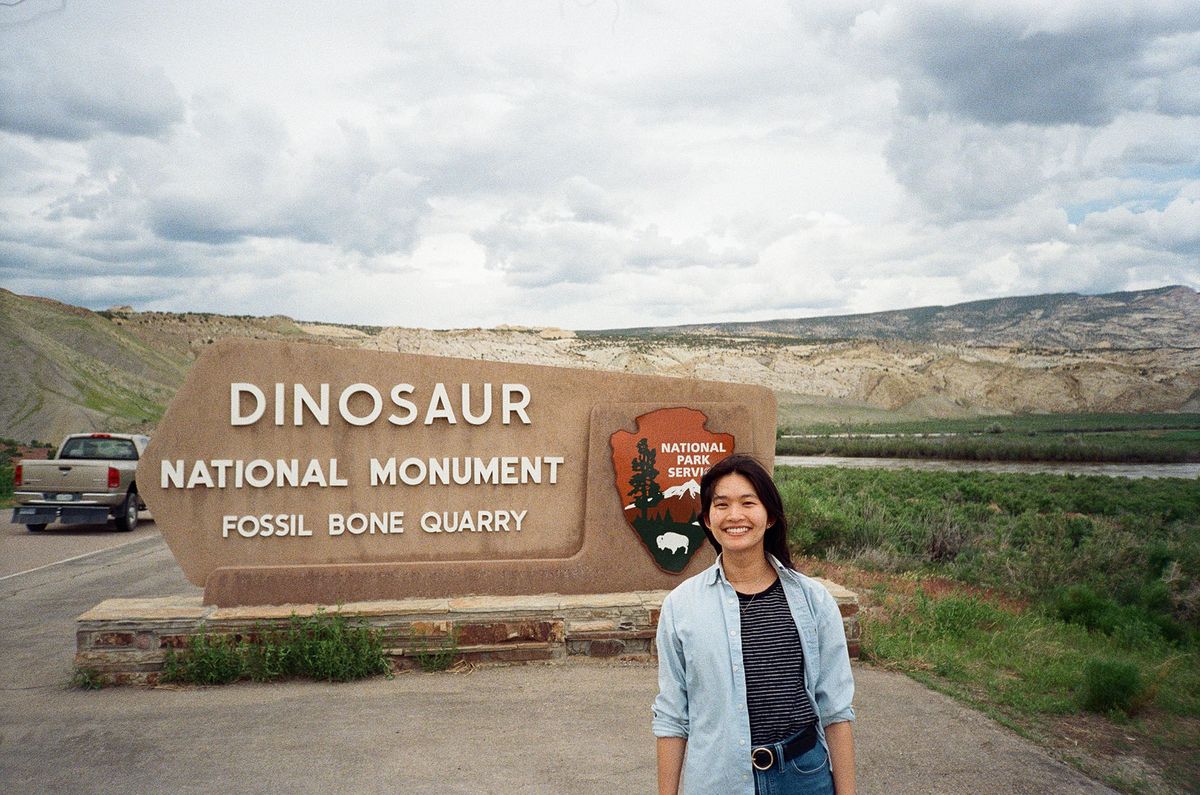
[{"left": 737, "top": 577, "right": 818, "bottom": 745}]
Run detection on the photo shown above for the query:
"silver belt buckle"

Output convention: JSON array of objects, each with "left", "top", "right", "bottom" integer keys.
[{"left": 751, "top": 746, "right": 774, "bottom": 771}]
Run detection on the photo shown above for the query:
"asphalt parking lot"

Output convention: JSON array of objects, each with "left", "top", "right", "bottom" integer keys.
[{"left": 0, "top": 534, "right": 1117, "bottom": 794}]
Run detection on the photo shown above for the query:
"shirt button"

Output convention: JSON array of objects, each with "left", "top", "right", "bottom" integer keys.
[
  {"left": 739, "top": 739, "right": 746, "bottom": 746},
  {"left": 729, "top": 630, "right": 736, "bottom": 637},
  {"left": 732, "top": 663, "right": 739, "bottom": 671}
]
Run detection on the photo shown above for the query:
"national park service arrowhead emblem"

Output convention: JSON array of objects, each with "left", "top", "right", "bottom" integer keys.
[{"left": 610, "top": 407, "right": 735, "bottom": 573}]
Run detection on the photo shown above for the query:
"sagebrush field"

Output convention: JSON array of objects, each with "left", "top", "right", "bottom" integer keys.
[{"left": 777, "top": 466, "right": 1200, "bottom": 793}]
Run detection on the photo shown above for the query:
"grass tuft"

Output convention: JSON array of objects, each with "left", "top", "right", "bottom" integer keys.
[
  {"left": 71, "top": 667, "right": 104, "bottom": 690},
  {"left": 410, "top": 627, "right": 460, "bottom": 673},
  {"left": 1081, "top": 658, "right": 1143, "bottom": 715}
]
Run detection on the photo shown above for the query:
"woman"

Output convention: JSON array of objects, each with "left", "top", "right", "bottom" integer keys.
[{"left": 653, "top": 454, "right": 856, "bottom": 795}]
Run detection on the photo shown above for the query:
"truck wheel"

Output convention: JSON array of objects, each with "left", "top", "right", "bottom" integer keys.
[
  {"left": 115, "top": 490, "right": 139, "bottom": 532},
  {"left": 27, "top": 523, "right": 47, "bottom": 533}
]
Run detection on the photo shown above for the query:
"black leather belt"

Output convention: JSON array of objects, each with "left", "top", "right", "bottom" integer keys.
[{"left": 751, "top": 724, "right": 819, "bottom": 771}]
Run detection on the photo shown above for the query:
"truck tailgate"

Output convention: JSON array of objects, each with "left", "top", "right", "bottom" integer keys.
[{"left": 19, "top": 460, "right": 109, "bottom": 494}]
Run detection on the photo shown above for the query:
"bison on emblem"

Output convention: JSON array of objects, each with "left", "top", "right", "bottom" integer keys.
[{"left": 656, "top": 531, "right": 690, "bottom": 555}]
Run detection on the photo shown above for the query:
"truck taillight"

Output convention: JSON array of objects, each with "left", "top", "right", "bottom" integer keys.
[
  {"left": 13, "top": 464, "right": 21, "bottom": 487},
  {"left": 108, "top": 467, "right": 120, "bottom": 489}
]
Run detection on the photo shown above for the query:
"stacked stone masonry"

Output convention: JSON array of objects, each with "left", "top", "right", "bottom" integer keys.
[{"left": 76, "top": 580, "right": 859, "bottom": 686}]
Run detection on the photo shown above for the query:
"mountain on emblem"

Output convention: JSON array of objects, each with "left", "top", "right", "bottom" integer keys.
[
  {"left": 624, "top": 479, "right": 701, "bottom": 523},
  {"left": 610, "top": 407, "right": 735, "bottom": 573}
]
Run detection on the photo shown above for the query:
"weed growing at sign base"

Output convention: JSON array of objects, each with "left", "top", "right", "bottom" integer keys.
[
  {"left": 71, "top": 667, "right": 104, "bottom": 690},
  {"left": 162, "top": 628, "right": 243, "bottom": 685},
  {"left": 410, "top": 627, "right": 460, "bottom": 672},
  {"left": 161, "top": 609, "right": 392, "bottom": 685}
]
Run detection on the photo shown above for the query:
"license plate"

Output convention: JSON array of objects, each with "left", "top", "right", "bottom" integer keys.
[{"left": 54, "top": 493, "right": 77, "bottom": 502}]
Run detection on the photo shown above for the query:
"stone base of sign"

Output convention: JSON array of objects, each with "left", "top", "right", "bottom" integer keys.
[{"left": 74, "top": 581, "right": 860, "bottom": 686}]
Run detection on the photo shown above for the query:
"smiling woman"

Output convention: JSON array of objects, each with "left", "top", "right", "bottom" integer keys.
[{"left": 653, "top": 454, "right": 857, "bottom": 795}]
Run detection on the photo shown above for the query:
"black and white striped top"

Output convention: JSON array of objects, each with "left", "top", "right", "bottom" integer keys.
[{"left": 737, "top": 577, "right": 818, "bottom": 745}]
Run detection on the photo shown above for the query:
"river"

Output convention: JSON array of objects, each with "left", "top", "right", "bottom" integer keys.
[{"left": 774, "top": 456, "right": 1200, "bottom": 479}]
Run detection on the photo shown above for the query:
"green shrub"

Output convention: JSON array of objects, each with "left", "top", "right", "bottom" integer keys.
[
  {"left": 290, "top": 611, "right": 391, "bottom": 682},
  {"left": 243, "top": 633, "right": 296, "bottom": 682},
  {"left": 1111, "top": 616, "right": 1162, "bottom": 649},
  {"left": 775, "top": 428, "right": 1200, "bottom": 462},
  {"left": 163, "top": 629, "right": 243, "bottom": 685},
  {"left": 1054, "top": 585, "right": 1121, "bottom": 633},
  {"left": 161, "top": 611, "right": 391, "bottom": 685},
  {"left": 1064, "top": 515, "right": 1093, "bottom": 547},
  {"left": 1081, "top": 658, "right": 1143, "bottom": 714}
]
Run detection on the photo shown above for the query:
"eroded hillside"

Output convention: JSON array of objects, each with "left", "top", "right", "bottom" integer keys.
[{"left": 2, "top": 288, "right": 1197, "bottom": 443}]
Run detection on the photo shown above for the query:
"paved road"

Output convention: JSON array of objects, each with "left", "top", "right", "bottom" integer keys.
[
  {"left": 0, "top": 538, "right": 1116, "bottom": 794},
  {"left": 0, "top": 513, "right": 160, "bottom": 579}
]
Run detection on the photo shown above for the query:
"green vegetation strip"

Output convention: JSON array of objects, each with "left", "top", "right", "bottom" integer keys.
[
  {"left": 776, "top": 430, "right": 1200, "bottom": 462},
  {"left": 776, "top": 413, "right": 1200, "bottom": 462},
  {"left": 778, "top": 466, "right": 1199, "bottom": 793},
  {"left": 782, "top": 412, "right": 1200, "bottom": 436}
]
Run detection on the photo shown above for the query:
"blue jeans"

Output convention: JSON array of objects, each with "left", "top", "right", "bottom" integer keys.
[{"left": 752, "top": 732, "right": 835, "bottom": 795}]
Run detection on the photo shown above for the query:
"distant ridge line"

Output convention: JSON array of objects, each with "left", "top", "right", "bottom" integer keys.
[{"left": 580, "top": 285, "right": 1198, "bottom": 351}]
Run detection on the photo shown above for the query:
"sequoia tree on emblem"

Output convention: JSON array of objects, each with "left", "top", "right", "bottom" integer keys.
[{"left": 609, "top": 407, "right": 735, "bottom": 573}]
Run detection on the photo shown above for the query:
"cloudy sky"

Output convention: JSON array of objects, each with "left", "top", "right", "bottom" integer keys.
[{"left": 2, "top": 1, "right": 1198, "bottom": 329}]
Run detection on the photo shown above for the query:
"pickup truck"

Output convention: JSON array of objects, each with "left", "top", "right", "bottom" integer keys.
[{"left": 11, "top": 433, "right": 149, "bottom": 533}]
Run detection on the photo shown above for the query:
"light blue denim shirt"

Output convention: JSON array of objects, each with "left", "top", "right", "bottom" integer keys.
[{"left": 652, "top": 554, "right": 855, "bottom": 795}]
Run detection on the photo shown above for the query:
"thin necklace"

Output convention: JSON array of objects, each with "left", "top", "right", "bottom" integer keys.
[
  {"left": 729, "top": 568, "right": 774, "bottom": 591},
  {"left": 738, "top": 579, "right": 772, "bottom": 614}
]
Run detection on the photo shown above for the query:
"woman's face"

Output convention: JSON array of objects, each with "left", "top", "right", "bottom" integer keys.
[{"left": 706, "top": 472, "right": 771, "bottom": 555}]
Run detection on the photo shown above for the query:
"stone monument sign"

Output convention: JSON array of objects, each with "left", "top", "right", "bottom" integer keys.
[{"left": 140, "top": 338, "right": 776, "bottom": 606}]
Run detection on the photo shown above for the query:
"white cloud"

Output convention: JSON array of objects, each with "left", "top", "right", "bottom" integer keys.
[
  {"left": 885, "top": 116, "right": 1067, "bottom": 218},
  {"left": 1083, "top": 196, "right": 1200, "bottom": 252},
  {"left": 851, "top": 0, "right": 1200, "bottom": 126},
  {"left": 0, "top": 0, "right": 1197, "bottom": 328},
  {"left": 0, "top": 47, "right": 183, "bottom": 140}
]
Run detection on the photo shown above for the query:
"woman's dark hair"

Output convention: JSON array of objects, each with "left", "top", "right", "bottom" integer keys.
[{"left": 698, "top": 453, "right": 793, "bottom": 569}]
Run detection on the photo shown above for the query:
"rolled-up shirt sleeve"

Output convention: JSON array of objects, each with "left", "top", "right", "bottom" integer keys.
[
  {"left": 652, "top": 594, "right": 690, "bottom": 738},
  {"left": 812, "top": 588, "right": 855, "bottom": 727}
]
